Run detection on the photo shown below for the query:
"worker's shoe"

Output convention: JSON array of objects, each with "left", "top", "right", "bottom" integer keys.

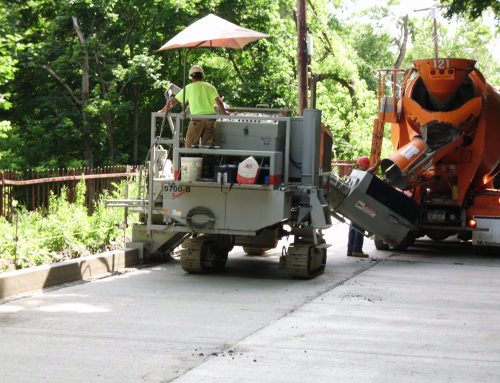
[{"left": 349, "top": 251, "right": 369, "bottom": 258}]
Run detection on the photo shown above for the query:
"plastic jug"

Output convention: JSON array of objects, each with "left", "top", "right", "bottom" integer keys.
[{"left": 237, "top": 156, "right": 259, "bottom": 184}]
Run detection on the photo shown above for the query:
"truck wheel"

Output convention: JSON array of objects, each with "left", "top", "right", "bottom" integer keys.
[
  {"left": 374, "top": 237, "right": 390, "bottom": 250},
  {"left": 243, "top": 247, "right": 271, "bottom": 256},
  {"left": 393, "top": 239, "right": 408, "bottom": 251},
  {"left": 427, "top": 232, "right": 449, "bottom": 241},
  {"left": 392, "top": 232, "right": 415, "bottom": 251}
]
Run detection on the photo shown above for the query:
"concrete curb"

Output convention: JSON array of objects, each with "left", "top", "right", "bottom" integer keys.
[{"left": 0, "top": 248, "right": 139, "bottom": 300}]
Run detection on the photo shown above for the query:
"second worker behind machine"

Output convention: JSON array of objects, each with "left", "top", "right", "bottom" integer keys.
[
  {"left": 159, "top": 65, "right": 228, "bottom": 147},
  {"left": 347, "top": 155, "right": 380, "bottom": 258}
]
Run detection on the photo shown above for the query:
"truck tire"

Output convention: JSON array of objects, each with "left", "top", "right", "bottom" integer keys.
[
  {"left": 374, "top": 237, "right": 390, "bottom": 250},
  {"left": 427, "top": 232, "right": 449, "bottom": 241},
  {"left": 243, "top": 247, "right": 271, "bottom": 256},
  {"left": 392, "top": 232, "right": 415, "bottom": 251},
  {"left": 393, "top": 239, "right": 408, "bottom": 251}
]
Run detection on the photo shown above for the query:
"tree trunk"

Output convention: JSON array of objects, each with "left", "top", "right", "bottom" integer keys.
[
  {"left": 82, "top": 111, "right": 94, "bottom": 168},
  {"left": 133, "top": 85, "right": 139, "bottom": 164},
  {"left": 94, "top": 50, "right": 116, "bottom": 164},
  {"left": 393, "top": 16, "right": 408, "bottom": 69},
  {"left": 73, "top": 16, "right": 94, "bottom": 167},
  {"left": 106, "top": 116, "right": 115, "bottom": 163},
  {"left": 42, "top": 17, "right": 94, "bottom": 167}
]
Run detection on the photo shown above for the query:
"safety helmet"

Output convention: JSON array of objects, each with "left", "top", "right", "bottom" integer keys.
[
  {"left": 189, "top": 65, "right": 204, "bottom": 76},
  {"left": 356, "top": 156, "right": 370, "bottom": 170}
]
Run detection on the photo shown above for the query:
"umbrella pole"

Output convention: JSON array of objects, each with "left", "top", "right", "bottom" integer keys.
[
  {"left": 181, "top": 46, "right": 199, "bottom": 146},
  {"left": 181, "top": 48, "right": 189, "bottom": 144},
  {"left": 182, "top": 48, "right": 187, "bottom": 113}
]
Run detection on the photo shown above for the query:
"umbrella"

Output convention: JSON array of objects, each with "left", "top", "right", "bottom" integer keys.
[{"left": 158, "top": 13, "right": 269, "bottom": 51}]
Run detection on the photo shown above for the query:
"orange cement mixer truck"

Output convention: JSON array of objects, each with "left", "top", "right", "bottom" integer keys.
[{"left": 370, "top": 58, "right": 500, "bottom": 254}]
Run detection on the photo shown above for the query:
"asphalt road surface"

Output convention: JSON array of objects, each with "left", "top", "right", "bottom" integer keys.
[{"left": 1, "top": 221, "right": 499, "bottom": 383}]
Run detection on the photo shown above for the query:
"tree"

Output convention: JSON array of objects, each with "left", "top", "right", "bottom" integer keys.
[
  {"left": 406, "top": 16, "right": 499, "bottom": 85},
  {"left": 0, "top": 5, "right": 18, "bottom": 113},
  {"left": 2, "top": 0, "right": 498, "bottom": 172},
  {"left": 308, "top": 0, "right": 398, "bottom": 159},
  {"left": 7, "top": 0, "right": 173, "bottom": 167},
  {"left": 440, "top": 0, "right": 500, "bottom": 20},
  {"left": 0, "top": 2, "right": 23, "bottom": 168},
  {"left": 43, "top": 16, "right": 94, "bottom": 166}
]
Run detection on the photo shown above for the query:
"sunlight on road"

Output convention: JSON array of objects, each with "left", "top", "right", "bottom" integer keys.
[
  {"left": 36, "top": 302, "right": 109, "bottom": 313},
  {"left": 0, "top": 305, "right": 24, "bottom": 313}
]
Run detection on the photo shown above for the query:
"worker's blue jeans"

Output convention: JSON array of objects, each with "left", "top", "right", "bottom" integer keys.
[{"left": 347, "top": 224, "right": 364, "bottom": 253}]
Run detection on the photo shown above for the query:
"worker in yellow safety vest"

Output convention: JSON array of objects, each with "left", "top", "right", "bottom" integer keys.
[{"left": 159, "top": 65, "right": 228, "bottom": 147}]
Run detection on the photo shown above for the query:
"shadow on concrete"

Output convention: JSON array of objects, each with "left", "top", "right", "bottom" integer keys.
[
  {"left": 0, "top": 249, "right": 140, "bottom": 300},
  {"left": 384, "top": 237, "right": 500, "bottom": 265}
]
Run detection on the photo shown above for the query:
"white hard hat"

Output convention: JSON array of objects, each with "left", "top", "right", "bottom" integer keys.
[{"left": 189, "top": 65, "right": 204, "bottom": 75}]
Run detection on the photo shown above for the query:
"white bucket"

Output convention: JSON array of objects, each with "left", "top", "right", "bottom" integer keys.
[
  {"left": 237, "top": 156, "right": 259, "bottom": 184},
  {"left": 181, "top": 157, "right": 203, "bottom": 182}
]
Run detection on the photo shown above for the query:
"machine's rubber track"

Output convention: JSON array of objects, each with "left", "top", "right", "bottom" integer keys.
[
  {"left": 180, "top": 237, "right": 228, "bottom": 273},
  {"left": 284, "top": 243, "right": 326, "bottom": 279}
]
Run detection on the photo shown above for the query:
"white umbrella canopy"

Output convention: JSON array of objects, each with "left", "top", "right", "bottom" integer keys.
[{"left": 158, "top": 13, "right": 269, "bottom": 51}]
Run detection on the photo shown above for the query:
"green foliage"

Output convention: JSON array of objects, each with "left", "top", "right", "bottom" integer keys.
[
  {"left": 0, "top": 179, "right": 138, "bottom": 272},
  {"left": 307, "top": 0, "right": 395, "bottom": 160},
  {"left": 349, "top": 25, "right": 394, "bottom": 91},
  {"left": 0, "top": 0, "right": 498, "bottom": 169},
  {"left": 0, "top": 2, "right": 24, "bottom": 167},
  {"left": 440, "top": 0, "right": 500, "bottom": 20},
  {"left": 0, "top": 4, "right": 21, "bottom": 111},
  {"left": 406, "top": 17, "right": 499, "bottom": 85}
]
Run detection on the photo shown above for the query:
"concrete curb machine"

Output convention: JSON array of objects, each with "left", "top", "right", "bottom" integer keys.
[{"left": 109, "top": 108, "right": 337, "bottom": 278}]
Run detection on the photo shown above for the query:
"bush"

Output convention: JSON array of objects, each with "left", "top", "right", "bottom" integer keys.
[{"left": 0, "top": 179, "right": 138, "bottom": 272}]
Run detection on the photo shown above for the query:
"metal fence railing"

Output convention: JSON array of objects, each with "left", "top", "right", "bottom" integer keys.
[
  {"left": 331, "top": 160, "right": 355, "bottom": 178},
  {"left": 0, "top": 162, "right": 354, "bottom": 219},
  {"left": 0, "top": 166, "right": 143, "bottom": 219}
]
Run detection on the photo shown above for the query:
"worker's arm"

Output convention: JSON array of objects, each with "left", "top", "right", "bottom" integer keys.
[
  {"left": 215, "top": 96, "right": 229, "bottom": 115},
  {"left": 158, "top": 98, "right": 179, "bottom": 114}
]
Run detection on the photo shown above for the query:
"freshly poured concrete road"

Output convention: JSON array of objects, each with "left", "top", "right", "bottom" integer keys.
[{"left": 1, "top": 222, "right": 500, "bottom": 383}]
